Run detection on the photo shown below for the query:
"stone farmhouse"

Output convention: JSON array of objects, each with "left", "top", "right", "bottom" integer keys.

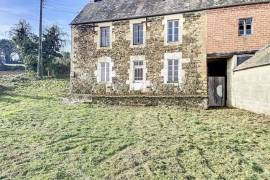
[{"left": 71, "top": 0, "right": 270, "bottom": 109}]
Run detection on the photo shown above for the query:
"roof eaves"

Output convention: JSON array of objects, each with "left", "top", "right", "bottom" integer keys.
[{"left": 70, "top": 1, "right": 270, "bottom": 25}]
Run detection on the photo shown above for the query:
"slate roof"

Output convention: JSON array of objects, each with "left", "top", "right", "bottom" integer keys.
[
  {"left": 71, "top": 0, "right": 270, "bottom": 25},
  {"left": 235, "top": 45, "right": 270, "bottom": 71}
]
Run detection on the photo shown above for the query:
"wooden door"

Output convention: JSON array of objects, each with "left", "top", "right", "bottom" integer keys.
[{"left": 208, "top": 77, "right": 225, "bottom": 107}]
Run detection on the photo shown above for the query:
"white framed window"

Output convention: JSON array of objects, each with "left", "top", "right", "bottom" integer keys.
[
  {"left": 239, "top": 18, "right": 253, "bottom": 36},
  {"left": 133, "top": 23, "right": 144, "bottom": 45},
  {"left": 130, "top": 18, "right": 146, "bottom": 48},
  {"left": 167, "top": 59, "right": 179, "bottom": 83},
  {"left": 97, "top": 57, "right": 112, "bottom": 84},
  {"left": 100, "top": 27, "right": 110, "bottom": 47},
  {"left": 163, "top": 14, "right": 184, "bottom": 46},
  {"left": 163, "top": 52, "right": 182, "bottom": 85},
  {"left": 167, "top": 20, "right": 179, "bottom": 43},
  {"left": 100, "top": 62, "right": 110, "bottom": 82},
  {"left": 133, "top": 60, "right": 144, "bottom": 82},
  {"left": 128, "top": 56, "right": 149, "bottom": 91}
]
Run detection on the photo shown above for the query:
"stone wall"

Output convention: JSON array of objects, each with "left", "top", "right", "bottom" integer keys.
[
  {"left": 71, "top": 12, "right": 207, "bottom": 99},
  {"left": 70, "top": 94, "right": 208, "bottom": 108}
]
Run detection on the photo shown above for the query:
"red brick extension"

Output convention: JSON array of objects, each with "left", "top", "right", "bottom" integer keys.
[{"left": 207, "top": 3, "right": 270, "bottom": 54}]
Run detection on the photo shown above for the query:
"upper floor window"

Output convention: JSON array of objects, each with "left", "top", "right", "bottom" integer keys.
[
  {"left": 133, "top": 23, "right": 144, "bottom": 45},
  {"left": 100, "top": 27, "right": 110, "bottom": 47},
  {"left": 167, "top": 59, "right": 179, "bottom": 83},
  {"left": 239, "top": 18, "right": 252, "bottom": 36},
  {"left": 167, "top": 20, "right": 179, "bottom": 43}
]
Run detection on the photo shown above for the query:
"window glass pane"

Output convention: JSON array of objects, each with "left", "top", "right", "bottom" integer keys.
[
  {"left": 168, "top": 34, "right": 173, "bottom": 42},
  {"left": 101, "top": 28, "right": 105, "bottom": 47},
  {"left": 106, "top": 28, "right": 110, "bottom": 47},
  {"left": 174, "top": 21, "right": 179, "bottom": 28},
  {"left": 246, "top": 24, "right": 252, "bottom": 35},
  {"left": 174, "top": 27, "right": 179, "bottom": 42},
  {"left": 239, "top": 20, "right": 245, "bottom": 36},
  {"left": 168, "top": 60, "right": 173, "bottom": 83},
  {"left": 134, "top": 61, "right": 143, "bottom": 81},
  {"left": 139, "top": 24, "right": 143, "bottom": 44},
  {"left": 174, "top": 60, "right": 179, "bottom": 82},
  {"left": 237, "top": 55, "right": 253, "bottom": 66},
  {"left": 246, "top": 18, "right": 252, "bottom": 24},
  {"left": 138, "top": 68, "right": 143, "bottom": 80},
  {"left": 168, "top": 71, "right": 173, "bottom": 83},
  {"left": 168, "top": 21, "right": 173, "bottom": 42},
  {"left": 168, "top": 59, "right": 173, "bottom": 66},
  {"left": 168, "top": 21, "right": 173, "bottom": 29},
  {"left": 133, "top": 23, "right": 143, "bottom": 45},
  {"left": 134, "top": 68, "right": 143, "bottom": 81},
  {"left": 133, "top": 24, "right": 138, "bottom": 44},
  {"left": 168, "top": 20, "right": 179, "bottom": 42},
  {"left": 100, "top": 27, "right": 110, "bottom": 47},
  {"left": 133, "top": 33, "right": 139, "bottom": 45},
  {"left": 100, "top": 62, "right": 105, "bottom": 82},
  {"left": 105, "top": 62, "right": 110, "bottom": 82},
  {"left": 167, "top": 59, "right": 179, "bottom": 83},
  {"left": 134, "top": 69, "right": 138, "bottom": 80},
  {"left": 100, "top": 62, "right": 110, "bottom": 82}
]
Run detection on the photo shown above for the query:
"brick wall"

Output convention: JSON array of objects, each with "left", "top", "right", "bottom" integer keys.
[{"left": 207, "top": 3, "right": 270, "bottom": 54}]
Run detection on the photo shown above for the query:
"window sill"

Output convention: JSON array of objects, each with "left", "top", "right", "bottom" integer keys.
[
  {"left": 165, "top": 82, "right": 181, "bottom": 86},
  {"left": 98, "top": 46, "right": 112, "bottom": 50},
  {"left": 165, "top": 41, "right": 182, "bottom": 46},
  {"left": 98, "top": 82, "right": 112, "bottom": 85},
  {"left": 130, "top": 44, "right": 145, "bottom": 48},
  {"left": 239, "top": 34, "right": 252, "bottom": 37}
]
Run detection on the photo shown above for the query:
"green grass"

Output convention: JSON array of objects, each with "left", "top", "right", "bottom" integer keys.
[{"left": 0, "top": 73, "right": 270, "bottom": 179}]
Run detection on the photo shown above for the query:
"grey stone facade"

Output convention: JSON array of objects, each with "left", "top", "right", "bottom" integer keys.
[{"left": 71, "top": 11, "right": 208, "bottom": 106}]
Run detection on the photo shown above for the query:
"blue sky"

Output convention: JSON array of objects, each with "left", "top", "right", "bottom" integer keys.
[{"left": 0, "top": 0, "right": 89, "bottom": 51}]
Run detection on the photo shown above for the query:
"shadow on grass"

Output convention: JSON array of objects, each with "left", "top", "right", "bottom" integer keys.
[
  {"left": 0, "top": 93, "right": 56, "bottom": 101},
  {"left": 0, "top": 85, "right": 15, "bottom": 95},
  {"left": 207, "top": 106, "right": 236, "bottom": 110},
  {"left": 0, "top": 96, "right": 21, "bottom": 103}
]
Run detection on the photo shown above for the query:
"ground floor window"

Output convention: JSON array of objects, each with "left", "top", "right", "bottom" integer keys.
[
  {"left": 167, "top": 59, "right": 179, "bottom": 83},
  {"left": 97, "top": 57, "right": 112, "bottom": 83},
  {"left": 100, "top": 62, "right": 110, "bottom": 82},
  {"left": 133, "top": 60, "right": 144, "bottom": 82}
]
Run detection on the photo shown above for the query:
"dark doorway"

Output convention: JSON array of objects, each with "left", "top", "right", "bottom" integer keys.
[
  {"left": 207, "top": 59, "right": 227, "bottom": 107},
  {"left": 208, "top": 59, "right": 227, "bottom": 77}
]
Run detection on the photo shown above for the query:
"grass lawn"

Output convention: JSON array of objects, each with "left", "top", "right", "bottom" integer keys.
[{"left": 0, "top": 73, "right": 270, "bottom": 179}]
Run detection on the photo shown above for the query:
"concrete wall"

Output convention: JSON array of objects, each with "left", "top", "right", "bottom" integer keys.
[
  {"left": 71, "top": 12, "right": 207, "bottom": 97},
  {"left": 227, "top": 57, "right": 270, "bottom": 115},
  {"left": 207, "top": 3, "right": 270, "bottom": 54}
]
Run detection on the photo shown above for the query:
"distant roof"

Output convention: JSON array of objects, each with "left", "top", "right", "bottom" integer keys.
[
  {"left": 235, "top": 45, "right": 270, "bottom": 71},
  {"left": 71, "top": 0, "right": 270, "bottom": 25}
]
